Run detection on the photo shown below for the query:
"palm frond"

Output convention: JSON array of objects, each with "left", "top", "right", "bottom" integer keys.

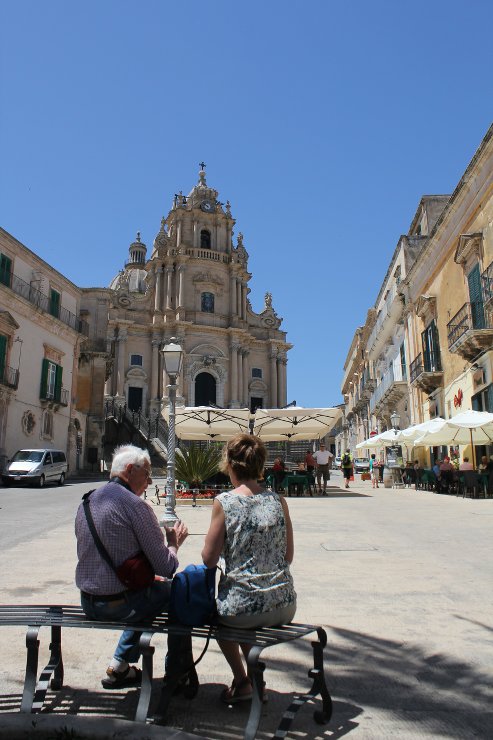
[{"left": 175, "top": 444, "right": 222, "bottom": 488}]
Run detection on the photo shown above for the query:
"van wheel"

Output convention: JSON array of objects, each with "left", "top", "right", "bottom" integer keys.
[
  {"left": 38, "top": 474, "right": 45, "bottom": 488},
  {"left": 58, "top": 473, "right": 65, "bottom": 486}
]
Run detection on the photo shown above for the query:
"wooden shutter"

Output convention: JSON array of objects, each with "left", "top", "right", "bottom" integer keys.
[
  {"left": 40, "top": 358, "right": 49, "bottom": 399},
  {"left": 467, "top": 264, "right": 485, "bottom": 329},
  {"left": 0, "top": 254, "right": 12, "bottom": 287},
  {"left": 54, "top": 364, "right": 63, "bottom": 402},
  {"left": 0, "top": 334, "right": 7, "bottom": 381}
]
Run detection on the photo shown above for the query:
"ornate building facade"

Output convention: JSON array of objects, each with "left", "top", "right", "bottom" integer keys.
[
  {"left": 80, "top": 166, "right": 292, "bottom": 457},
  {"left": 339, "top": 124, "right": 493, "bottom": 465}
]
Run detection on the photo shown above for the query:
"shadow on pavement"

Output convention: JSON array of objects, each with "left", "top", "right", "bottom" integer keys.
[{"left": 1, "top": 622, "right": 492, "bottom": 738}]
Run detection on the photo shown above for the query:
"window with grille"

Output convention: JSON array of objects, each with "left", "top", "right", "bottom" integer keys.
[
  {"left": 252, "top": 368, "right": 262, "bottom": 378},
  {"left": 130, "top": 354, "right": 143, "bottom": 366}
]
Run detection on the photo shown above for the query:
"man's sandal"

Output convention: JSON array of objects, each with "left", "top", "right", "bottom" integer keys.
[{"left": 101, "top": 665, "right": 142, "bottom": 689}]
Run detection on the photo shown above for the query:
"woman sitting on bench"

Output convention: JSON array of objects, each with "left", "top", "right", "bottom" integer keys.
[{"left": 202, "top": 433, "right": 296, "bottom": 704}]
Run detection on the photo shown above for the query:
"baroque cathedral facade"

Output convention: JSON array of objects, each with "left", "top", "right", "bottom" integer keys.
[{"left": 79, "top": 166, "right": 292, "bottom": 458}]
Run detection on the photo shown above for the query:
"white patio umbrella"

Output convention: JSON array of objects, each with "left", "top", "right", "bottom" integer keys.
[
  {"left": 398, "top": 417, "right": 447, "bottom": 444},
  {"left": 162, "top": 406, "right": 252, "bottom": 441},
  {"left": 413, "top": 410, "right": 493, "bottom": 467},
  {"left": 253, "top": 407, "right": 342, "bottom": 441},
  {"left": 356, "top": 430, "right": 402, "bottom": 450}
]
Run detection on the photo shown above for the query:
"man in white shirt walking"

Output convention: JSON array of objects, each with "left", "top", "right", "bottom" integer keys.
[{"left": 313, "top": 443, "right": 334, "bottom": 495}]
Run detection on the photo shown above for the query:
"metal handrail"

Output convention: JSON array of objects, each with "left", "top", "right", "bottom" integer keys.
[
  {"left": 447, "top": 301, "right": 490, "bottom": 348},
  {"left": 0, "top": 365, "right": 19, "bottom": 389},
  {"left": 0, "top": 271, "right": 89, "bottom": 335}
]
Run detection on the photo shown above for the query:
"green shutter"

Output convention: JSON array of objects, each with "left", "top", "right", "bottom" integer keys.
[
  {"left": 54, "top": 364, "right": 63, "bottom": 402},
  {"left": 0, "top": 254, "right": 12, "bottom": 287},
  {"left": 0, "top": 334, "right": 7, "bottom": 381},
  {"left": 468, "top": 264, "right": 485, "bottom": 329},
  {"left": 50, "top": 289, "right": 61, "bottom": 318},
  {"left": 40, "top": 358, "right": 49, "bottom": 399}
]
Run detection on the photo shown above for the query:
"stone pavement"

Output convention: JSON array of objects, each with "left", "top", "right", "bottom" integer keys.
[{"left": 1, "top": 470, "right": 492, "bottom": 738}]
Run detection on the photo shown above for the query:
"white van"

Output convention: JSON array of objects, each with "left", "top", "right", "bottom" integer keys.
[{"left": 2, "top": 449, "right": 68, "bottom": 487}]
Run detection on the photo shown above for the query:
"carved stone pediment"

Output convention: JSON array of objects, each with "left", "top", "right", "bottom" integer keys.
[
  {"left": 415, "top": 295, "right": 437, "bottom": 322},
  {"left": 192, "top": 271, "right": 224, "bottom": 288},
  {"left": 454, "top": 233, "right": 483, "bottom": 267},
  {"left": 0, "top": 310, "right": 20, "bottom": 333}
]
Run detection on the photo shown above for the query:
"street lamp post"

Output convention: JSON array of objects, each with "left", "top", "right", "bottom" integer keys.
[{"left": 160, "top": 338, "right": 183, "bottom": 528}]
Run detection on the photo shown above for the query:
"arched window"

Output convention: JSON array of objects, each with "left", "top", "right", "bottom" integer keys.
[
  {"left": 201, "top": 292, "right": 214, "bottom": 313},
  {"left": 200, "top": 230, "right": 211, "bottom": 249}
]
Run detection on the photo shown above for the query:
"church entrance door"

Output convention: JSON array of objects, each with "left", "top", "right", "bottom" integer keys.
[
  {"left": 195, "top": 372, "right": 216, "bottom": 407},
  {"left": 128, "top": 386, "right": 143, "bottom": 412}
]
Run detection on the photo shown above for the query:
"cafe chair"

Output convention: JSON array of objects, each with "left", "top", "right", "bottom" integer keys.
[{"left": 460, "top": 470, "right": 480, "bottom": 499}]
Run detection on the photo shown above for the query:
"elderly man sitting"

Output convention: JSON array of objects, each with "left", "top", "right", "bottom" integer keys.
[{"left": 75, "top": 444, "right": 188, "bottom": 689}]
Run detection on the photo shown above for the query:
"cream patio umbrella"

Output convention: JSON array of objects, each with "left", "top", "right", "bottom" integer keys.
[
  {"left": 397, "top": 417, "right": 447, "bottom": 444},
  {"left": 162, "top": 406, "right": 252, "bottom": 441},
  {"left": 413, "top": 410, "right": 493, "bottom": 467},
  {"left": 253, "top": 407, "right": 342, "bottom": 441},
  {"left": 356, "top": 430, "right": 402, "bottom": 450}
]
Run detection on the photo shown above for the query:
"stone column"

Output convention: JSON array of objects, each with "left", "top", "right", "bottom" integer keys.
[
  {"left": 277, "top": 357, "right": 283, "bottom": 409},
  {"left": 281, "top": 357, "right": 288, "bottom": 407},
  {"left": 230, "top": 273, "right": 237, "bottom": 317},
  {"left": 116, "top": 331, "right": 127, "bottom": 397},
  {"left": 237, "top": 349, "right": 243, "bottom": 406},
  {"left": 269, "top": 350, "right": 278, "bottom": 408},
  {"left": 230, "top": 343, "right": 239, "bottom": 406},
  {"left": 176, "top": 219, "right": 182, "bottom": 249},
  {"left": 154, "top": 266, "right": 162, "bottom": 312},
  {"left": 193, "top": 220, "right": 198, "bottom": 248},
  {"left": 177, "top": 265, "right": 185, "bottom": 307},
  {"left": 166, "top": 267, "right": 173, "bottom": 310},
  {"left": 236, "top": 279, "right": 242, "bottom": 317},
  {"left": 151, "top": 339, "right": 160, "bottom": 399},
  {"left": 242, "top": 350, "right": 249, "bottom": 409},
  {"left": 242, "top": 283, "right": 247, "bottom": 320}
]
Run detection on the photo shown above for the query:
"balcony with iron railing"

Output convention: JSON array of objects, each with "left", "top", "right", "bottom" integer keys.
[
  {"left": 0, "top": 270, "right": 89, "bottom": 336},
  {"left": 369, "top": 363, "right": 408, "bottom": 415},
  {"left": 410, "top": 351, "right": 443, "bottom": 393},
  {"left": 40, "top": 386, "right": 69, "bottom": 407},
  {"left": 367, "top": 284, "right": 404, "bottom": 356},
  {"left": 483, "top": 260, "right": 493, "bottom": 306},
  {"left": 0, "top": 365, "right": 19, "bottom": 390},
  {"left": 447, "top": 301, "right": 493, "bottom": 360}
]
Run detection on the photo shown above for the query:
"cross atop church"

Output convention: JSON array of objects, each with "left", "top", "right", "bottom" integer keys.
[{"left": 199, "top": 161, "right": 206, "bottom": 171}]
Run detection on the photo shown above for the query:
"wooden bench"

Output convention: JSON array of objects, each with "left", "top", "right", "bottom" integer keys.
[{"left": 0, "top": 604, "right": 332, "bottom": 740}]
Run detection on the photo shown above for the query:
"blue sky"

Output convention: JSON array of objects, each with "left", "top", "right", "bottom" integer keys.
[{"left": 1, "top": 0, "right": 492, "bottom": 407}]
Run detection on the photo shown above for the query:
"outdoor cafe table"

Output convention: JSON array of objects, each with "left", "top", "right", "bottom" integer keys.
[{"left": 282, "top": 473, "right": 315, "bottom": 496}]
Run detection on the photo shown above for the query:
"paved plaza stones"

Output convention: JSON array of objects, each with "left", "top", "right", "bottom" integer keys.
[{"left": 0, "top": 471, "right": 492, "bottom": 738}]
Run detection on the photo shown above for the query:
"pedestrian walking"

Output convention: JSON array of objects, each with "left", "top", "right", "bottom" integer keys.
[
  {"left": 313, "top": 443, "right": 333, "bottom": 495},
  {"left": 369, "top": 453, "right": 379, "bottom": 489},
  {"left": 341, "top": 449, "right": 353, "bottom": 489}
]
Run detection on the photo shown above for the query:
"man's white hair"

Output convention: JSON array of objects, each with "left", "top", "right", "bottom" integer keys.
[{"left": 111, "top": 445, "right": 151, "bottom": 476}]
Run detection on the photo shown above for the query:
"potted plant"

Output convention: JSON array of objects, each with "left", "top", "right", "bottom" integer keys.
[{"left": 175, "top": 444, "right": 222, "bottom": 497}]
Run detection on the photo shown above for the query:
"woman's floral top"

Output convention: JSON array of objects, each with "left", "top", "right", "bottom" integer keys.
[{"left": 216, "top": 490, "right": 296, "bottom": 617}]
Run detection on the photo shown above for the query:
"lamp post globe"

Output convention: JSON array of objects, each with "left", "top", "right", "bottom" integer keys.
[{"left": 160, "top": 338, "right": 183, "bottom": 528}]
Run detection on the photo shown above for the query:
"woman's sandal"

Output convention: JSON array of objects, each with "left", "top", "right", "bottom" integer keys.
[
  {"left": 221, "top": 677, "right": 268, "bottom": 705},
  {"left": 221, "top": 677, "right": 253, "bottom": 704}
]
